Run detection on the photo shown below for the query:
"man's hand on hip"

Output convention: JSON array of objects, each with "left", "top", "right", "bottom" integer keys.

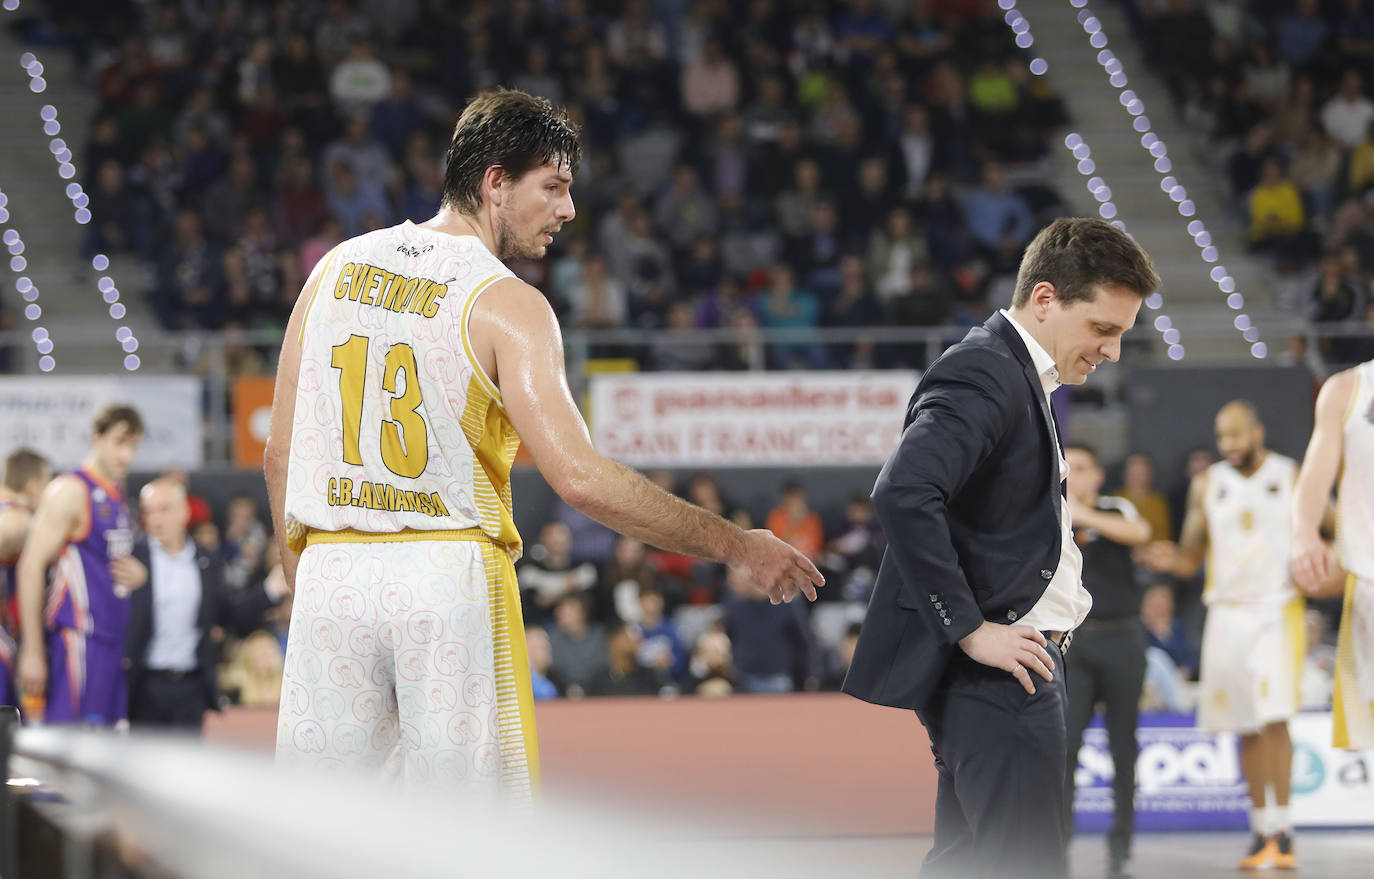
[
  {"left": 730, "top": 530, "right": 825, "bottom": 604},
  {"left": 958, "top": 622, "right": 1055, "bottom": 695}
]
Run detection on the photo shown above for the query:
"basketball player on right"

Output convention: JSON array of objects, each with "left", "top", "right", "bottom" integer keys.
[
  {"left": 1291, "top": 358, "right": 1374, "bottom": 751},
  {"left": 1145, "top": 401, "right": 1302, "bottom": 871}
]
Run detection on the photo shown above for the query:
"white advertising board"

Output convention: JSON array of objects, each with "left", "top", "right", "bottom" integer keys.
[
  {"left": 0, "top": 376, "right": 203, "bottom": 470},
  {"left": 588, "top": 371, "right": 918, "bottom": 468}
]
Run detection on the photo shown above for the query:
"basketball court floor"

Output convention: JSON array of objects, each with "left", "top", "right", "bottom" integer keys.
[{"left": 697, "top": 832, "right": 1374, "bottom": 878}]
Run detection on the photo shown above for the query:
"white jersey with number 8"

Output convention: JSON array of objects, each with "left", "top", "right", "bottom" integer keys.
[{"left": 283, "top": 221, "right": 522, "bottom": 558}]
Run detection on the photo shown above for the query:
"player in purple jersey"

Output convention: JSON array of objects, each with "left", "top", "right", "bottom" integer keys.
[
  {"left": 16, "top": 406, "right": 146, "bottom": 725},
  {"left": 0, "top": 449, "right": 51, "bottom": 707}
]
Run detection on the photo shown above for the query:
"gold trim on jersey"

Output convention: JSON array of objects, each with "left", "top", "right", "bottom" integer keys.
[
  {"left": 1331, "top": 573, "right": 1374, "bottom": 749},
  {"left": 459, "top": 373, "right": 523, "bottom": 560},
  {"left": 1285, "top": 595, "right": 1305, "bottom": 710},
  {"left": 480, "top": 539, "right": 539, "bottom": 802},
  {"left": 298, "top": 246, "right": 343, "bottom": 345},
  {"left": 459, "top": 274, "right": 507, "bottom": 405},
  {"left": 304, "top": 526, "right": 491, "bottom": 546}
]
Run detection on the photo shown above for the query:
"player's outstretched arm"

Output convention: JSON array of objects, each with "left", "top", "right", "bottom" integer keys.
[
  {"left": 14, "top": 476, "right": 84, "bottom": 697},
  {"left": 475, "top": 279, "right": 823, "bottom": 604},
  {"left": 1292, "top": 369, "right": 1354, "bottom": 595},
  {"left": 1142, "top": 472, "right": 1208, "bottom": 578}
]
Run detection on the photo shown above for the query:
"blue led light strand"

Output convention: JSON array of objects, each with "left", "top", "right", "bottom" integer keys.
[
  {"left": 16, "top": 51, "right": 141, "bottom": 370},
  {"left": 1067, "top": 1, "right": 1266, "bottom": 359},
  {"left": 0, "top": 188, "right": 55, "bottom": 370}
]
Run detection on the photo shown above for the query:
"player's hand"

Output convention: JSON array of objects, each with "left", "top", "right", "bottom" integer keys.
[
  {"left": 264, "top": 564, "right": 292, "bottom": 601},
  {"left": 958, "top": 622, "right": 1055, "bottom": 694},
  {"left": 1141, "top": 540, "right": 1180, "bottom": 573},
  {"left": 731, "top": 530, "right": 824, "bottom": 604},
  {"left": 1291, "top": 536, "right": 1346, "bottom": 598},
  {"left": 110, "top": 555, "right": 148, "bottom": 593},
  {"left": 17, "top": 641, "right": 47, "bottom": 701}
]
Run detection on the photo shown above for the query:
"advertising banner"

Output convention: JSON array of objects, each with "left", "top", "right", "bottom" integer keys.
[
  {"left": 232, "top": 376, "right": 276, "bottom": 468},
  {"left": 588, "top": 371, "right": 918, "bottom": 468},
  {"left": 0, "top": 376, "right": 203, "bottom": 470},
  {"left": 1073, "top": 712, "right": 1374, "bottom": 832}
]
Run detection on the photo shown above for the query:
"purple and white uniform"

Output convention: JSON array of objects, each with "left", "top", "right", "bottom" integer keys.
[
  {"left": 44, "top": 470, "right": 133, "bottom": 725},
  {"left": 0, "top": 498, "right": 18, "bottom": 707}
]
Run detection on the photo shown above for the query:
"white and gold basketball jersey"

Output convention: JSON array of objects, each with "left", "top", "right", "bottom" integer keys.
[
  {"left": 283, "top": 222, "right": 523, "bottom": 558},
  {"left": 1203, "top": 453, "right": 1298, "bottom": 606},
  {"left": 1337, "top": 360, "right": 1374, "bottom": 580}
]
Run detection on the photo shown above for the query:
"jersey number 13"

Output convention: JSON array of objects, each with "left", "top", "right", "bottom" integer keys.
[{"left": 331, "top": 334, "right": 429, "bottom": 478}]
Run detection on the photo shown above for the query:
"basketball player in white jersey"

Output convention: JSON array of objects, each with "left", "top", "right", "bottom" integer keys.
[
  {"left": 1145, "top": 401, "right": 1302, "bottom": 871},
  {"left": 1292, "top": 358, "right": 1374, "bottom": 751},
  {"left": 264, "top": 88, "right": 823, "bottom": 797}
]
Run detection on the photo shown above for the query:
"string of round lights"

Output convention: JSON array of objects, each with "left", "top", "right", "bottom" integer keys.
[
  {"left": 16, "top": 45, "right": 141, "bottom": 370},
  {"left": 1066, "top": 0, "right": 1267, "bottom": 359},
  {"left": 0, "top": 187, "right": 56, "bottom": 371},
  {"left": 1000, "top": 0, "right": 1181, "bottom": 358}
]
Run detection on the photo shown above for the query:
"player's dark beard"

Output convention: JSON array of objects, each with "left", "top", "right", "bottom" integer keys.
[
  {"left": 1235, "top": 445, "right": 1258, "bottom": 473},
  {"left": 494, "top": 212, "right": 543, "bottom": 261}
]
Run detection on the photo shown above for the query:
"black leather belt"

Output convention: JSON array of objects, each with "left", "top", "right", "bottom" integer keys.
[
  {"left": 146, "top": 668, "right": 197, "bottom": 680},
  {"left": 1043, "top": 630, "right": 1074, "bottom": 654}
]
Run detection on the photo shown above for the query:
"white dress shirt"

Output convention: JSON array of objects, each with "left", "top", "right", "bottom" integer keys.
[
  {"left": 146, "top": 538, "right": 203, "bottom": 672},
  {"left": 999, "top": 309, "right": 1093, "bottom": 632}
]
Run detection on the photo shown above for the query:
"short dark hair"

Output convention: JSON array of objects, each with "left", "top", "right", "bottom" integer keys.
[
  {"left": 442, "top": 88, "right": 582, "bottom": 214},
  {"left": 1064, "top": 442, "right": 1098, "bottom": 462},
  {"left": 3, "top": 449, "right": 47, "bottom": 492},
  {"left": 92, "top": 404, "right": 144, "bottom": 437},
  {"left": 1011, "top": 217, "right": 1159, "bottom": 308}
]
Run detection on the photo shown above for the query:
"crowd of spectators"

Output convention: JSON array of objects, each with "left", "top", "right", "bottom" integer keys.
[
  {"left": 47, "top": 0, "right": 1072, "bottom": 371},
  {"left": 516, "top": 452, "right": 1343, "bottom": 709},
  {"left": 1133, "top": 0, "right": 1374, "bottom": 368}
]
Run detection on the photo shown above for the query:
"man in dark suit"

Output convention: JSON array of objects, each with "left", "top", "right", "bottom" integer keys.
[
  {"left": 844, "top": 218, "right": 1159, "bottom": 879},
  {"left": 125, "top": 477, "right": 285, "bottom": 732}
]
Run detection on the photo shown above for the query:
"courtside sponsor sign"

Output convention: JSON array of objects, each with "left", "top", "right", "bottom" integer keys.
[
  {"left": 1073, "top": 712, "right": 1373, "bottom": 831},
  {"left": 589, "top": 371, "right": 918, "bottom": 467},
  {"left": 0, "top": 376, "right": 202, "bottom": 468}
]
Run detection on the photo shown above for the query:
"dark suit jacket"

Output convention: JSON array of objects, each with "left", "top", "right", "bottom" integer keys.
[
  {"left": 125, "top": 538, "right": 276, "bottom": 711},
  {"left": 843, "top": 311, "right": 1065, "bottom": 711}
]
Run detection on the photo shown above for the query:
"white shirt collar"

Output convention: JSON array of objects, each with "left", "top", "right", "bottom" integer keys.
[
  {"left": 1000, "top": 308, "right": 1061, "bottom": 395},
  {"left": 150, "top": 537, "right": 196, "bottom": 563}
]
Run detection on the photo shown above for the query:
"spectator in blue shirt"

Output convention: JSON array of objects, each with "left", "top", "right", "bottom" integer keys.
[
  {"left": 962, "top": 159, "right": 1033, "bottom": 269},
  {"left": 722, "top": 568, "right": 817, "bottom": 693},
  {"left": 636, "top": 586, "right": 687, "bottom": 683}
]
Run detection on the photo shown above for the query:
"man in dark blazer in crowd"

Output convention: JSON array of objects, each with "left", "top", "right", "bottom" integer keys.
[
  {"left": 126, "top": 477, "right": 286, "bottom": 732},
  {"left": 844, "top": 218, "right": 1159, "bottom": 879}
]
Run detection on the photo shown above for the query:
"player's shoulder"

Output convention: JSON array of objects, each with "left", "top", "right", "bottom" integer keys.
[
  {"left": 1316, "top": 365, "right": 1360, "bottom": 416},
  {"left": 473, "top": 276, "right": 555, "bottom": 319},
  {"left": 39, "top": 473, "right": 88, "bottom": 509}
]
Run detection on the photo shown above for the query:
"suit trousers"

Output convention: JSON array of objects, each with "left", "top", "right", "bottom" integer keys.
[
  {"left": 1063, "top": 619, "right": 1146, "bottom": 862},
  {"left": 129, "top": 671, "right": 207, "bottom": 732},
  {"left": 916, "top": 638, "right": 1069, "bottom": 879}
]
